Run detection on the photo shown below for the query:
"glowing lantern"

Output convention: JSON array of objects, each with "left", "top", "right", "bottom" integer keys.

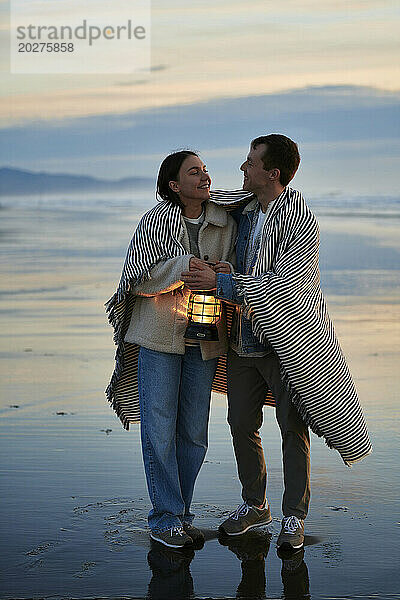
[{"left": 184, "top": 291, "right": 222, "bottom": 341}]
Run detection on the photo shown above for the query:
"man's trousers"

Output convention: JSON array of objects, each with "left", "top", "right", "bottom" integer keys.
[{"left": 227, "top": 348, "right": 310, "bottom": 519}]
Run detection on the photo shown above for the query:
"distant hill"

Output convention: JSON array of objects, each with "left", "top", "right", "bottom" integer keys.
[{"left": 0, "top": 167, "right": 154, "bottom": 196}]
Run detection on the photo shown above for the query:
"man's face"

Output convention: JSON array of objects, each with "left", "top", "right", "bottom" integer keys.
[{"left": 240, "top": 144, "right": 271, "bottom": 193}]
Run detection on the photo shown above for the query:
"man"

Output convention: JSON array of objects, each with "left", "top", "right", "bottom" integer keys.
[{"left": 181, "top": 134, "right": 371, "bottom": 551}]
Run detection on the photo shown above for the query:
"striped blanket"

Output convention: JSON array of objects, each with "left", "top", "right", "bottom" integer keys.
[
  {"left": 106, "top": 189, "right": 372, "bottom": 466},
  {"left": 105, "top": 200, "right": 185, "bottom": 429},
  {"left": 213, "top": 187, "right": 372, "bottom": 466}
]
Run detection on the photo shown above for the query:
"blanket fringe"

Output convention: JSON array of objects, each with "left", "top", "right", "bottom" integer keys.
[
  {"left": 104, "top": 282, "right": 134, "bottom": 428},
  {"left": 105, "top": 344, "right": 128, "bottom": 422},
  {"left": 105, "top": 261, "right": 166, "bottom": 429},
  {"left": 343, "top": 447, "right": 373, "bottom": 467}
]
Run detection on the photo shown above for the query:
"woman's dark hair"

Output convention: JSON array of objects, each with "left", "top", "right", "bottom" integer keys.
[{"left": 157, "top": 150, "right": 199, "bottom": 208}]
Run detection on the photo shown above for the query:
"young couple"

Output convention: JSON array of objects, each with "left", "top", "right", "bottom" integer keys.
[{"left": 106, "top": 134, "right": 371, "bottom": 551}]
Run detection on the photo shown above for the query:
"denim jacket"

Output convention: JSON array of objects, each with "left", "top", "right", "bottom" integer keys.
[{"left": 216, "top": 199, "right": 272, "bottom": 355}]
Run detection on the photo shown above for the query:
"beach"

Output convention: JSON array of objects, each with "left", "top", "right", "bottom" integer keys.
[{"left": 1, "top": 193, "right": 399, "bottom": 600}]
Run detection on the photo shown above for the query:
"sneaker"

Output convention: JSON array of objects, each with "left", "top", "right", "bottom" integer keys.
[
  {"left": 150, "top": 526, "right": 193, "bottom": 549},
  {"left": 183, "top": 523, "right": 205, "bottom": 548},
  {"left": 277, "top": 516, "right": 304, "bottom": 550},
  {"left": 219, "top": 502, "right": 272, "bottom": 536}
]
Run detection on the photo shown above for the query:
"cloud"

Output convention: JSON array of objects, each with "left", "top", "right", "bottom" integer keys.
[
  {"left": 1, "top": 58, "right": 399, "bottom": 127},
  {"left": 149, "top": 64, "right": 168, "bottom": 72},
  {"left": 153, "top": 1, "right": 396, "bottom": 16},
  {"left": 1, "top": 0, "right": 399, "bottom": 125},
  {"left": 116, "top": 80, "right": 149, "bottom": 87},
  {"left": 1, "top": 85, "right": 399, "bottom": 197}
]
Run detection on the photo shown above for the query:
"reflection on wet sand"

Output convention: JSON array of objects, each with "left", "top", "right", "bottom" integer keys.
[
  {"left": 147, "top": 541, "right": 195, "bottom": 600},
  {"left": 219, "top": 529, "right": 270, "bottom": 599},
  {"left": 147, "top": 529, "right": 310, "bottom": 600},
  {"left": 278, "top": 547, "right": 310, "bottom": 600}
]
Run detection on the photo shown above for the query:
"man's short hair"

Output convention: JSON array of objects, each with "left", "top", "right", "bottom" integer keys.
[{"left": 251, "top": 134, "right": 300, "bottom": 187}]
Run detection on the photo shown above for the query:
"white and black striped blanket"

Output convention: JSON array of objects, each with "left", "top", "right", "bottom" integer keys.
[
  {"left": 106, "top": 189, "right": 372, "bottom": 466},
  {"left": 105, "top": 199, "right": 186, "bottom": 429},
  {"left": 217, "top": 187, "right": 372, "bottom": 466}
]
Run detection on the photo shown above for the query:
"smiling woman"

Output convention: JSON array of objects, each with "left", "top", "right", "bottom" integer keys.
[
  {"left": 105, "top": 150, "right": 237, "bottom": 549},
  {"left": 169, "top": 157, "right": 211, "bottom": 216},
  {"left": 157, "top": 151, "right": 211, "bottom": 216}
]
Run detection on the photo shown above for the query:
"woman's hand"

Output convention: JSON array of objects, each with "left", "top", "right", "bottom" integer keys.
[
  {"left": 213, "top": 261, "right": 232, "bottom": 274},
  {"left": 181, "top": 263, "right": 217, "bottom": 290}
]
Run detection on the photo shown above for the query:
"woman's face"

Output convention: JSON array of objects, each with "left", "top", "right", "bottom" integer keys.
[{"left": 169, "top": 155, "right": 211, "bottom": 204}]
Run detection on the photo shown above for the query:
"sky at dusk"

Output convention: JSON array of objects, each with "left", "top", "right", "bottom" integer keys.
[{"left": 0, "top": 0, "right": 399, "bottom": 195}]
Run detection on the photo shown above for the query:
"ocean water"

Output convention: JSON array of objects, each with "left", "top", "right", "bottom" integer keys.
[{"left": 0, "top": 192, "right": 399, "bottom": 600}]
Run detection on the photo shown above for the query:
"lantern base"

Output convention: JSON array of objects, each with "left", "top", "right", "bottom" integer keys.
[{"left": 184, "top": 323, "right": 219, "bottom": 342}]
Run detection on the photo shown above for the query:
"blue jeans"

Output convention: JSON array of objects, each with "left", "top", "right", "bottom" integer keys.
[{"left": 138, "top": 345, "right": 218, "bottom": 532}]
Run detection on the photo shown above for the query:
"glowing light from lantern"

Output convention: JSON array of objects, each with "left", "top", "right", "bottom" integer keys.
[{"left": 185, "top": 291, "right": 222, "bottom": 341}]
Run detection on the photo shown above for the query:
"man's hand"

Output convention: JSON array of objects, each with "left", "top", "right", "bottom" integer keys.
[
  {"left": 181, "top": 262, "right": 217, "bottom": 290},
  {"left": 213, "top": 261, "right": 231, "bottom": 274}
]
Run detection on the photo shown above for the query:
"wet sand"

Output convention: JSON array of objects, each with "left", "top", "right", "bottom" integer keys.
[{"left": 0, "top": 201, "right": 399, "bottom": 599}]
